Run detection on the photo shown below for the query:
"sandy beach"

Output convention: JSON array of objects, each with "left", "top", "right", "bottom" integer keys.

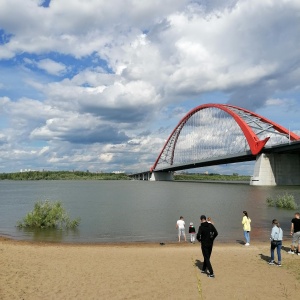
[{"left": 0, "top": 237, "right": 299, "bottom": 300}]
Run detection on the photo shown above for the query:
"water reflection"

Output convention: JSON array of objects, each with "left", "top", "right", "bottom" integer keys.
[{"left": 18, "top": 227, "right": 80, "bottom": 243}]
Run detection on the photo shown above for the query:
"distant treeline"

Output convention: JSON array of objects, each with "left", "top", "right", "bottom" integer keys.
[
  {"left": 174, "top": 173, "right": 251, "bottom": 181},
  {"left": 0, "top": 171, "right": 130, "bottom": 181},
  {"left": 0, "top": 171, "right": 250, "bottom": 181}
]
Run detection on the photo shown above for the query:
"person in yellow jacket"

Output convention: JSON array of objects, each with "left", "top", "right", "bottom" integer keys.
[{"left": 242, "top": 211, "right": 251, "bottom": 246}]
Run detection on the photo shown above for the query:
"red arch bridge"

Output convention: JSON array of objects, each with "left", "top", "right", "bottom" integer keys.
[{"left": 130, "top": 103, "right": 300, "bottom": 186}]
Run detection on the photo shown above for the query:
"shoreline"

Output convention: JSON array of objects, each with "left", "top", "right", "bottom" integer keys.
[
  {"left": 0, "top": 234, "right": 275, "bottom": 246},
  {"left": 1, "top": 237, "right": 299, "bottom": 299},
  {"left": 0, "top": 234, "right": 235, "bottom": 247}
]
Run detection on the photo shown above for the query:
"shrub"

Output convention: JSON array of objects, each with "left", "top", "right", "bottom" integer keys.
[
  {"left": 17, "top": 200, "right": 80, "bottom": 229},
  {"left": 266, "top": 193, "right": 298, "bottom": 210}
]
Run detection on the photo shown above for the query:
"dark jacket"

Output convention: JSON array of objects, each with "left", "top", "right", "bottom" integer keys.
[
  {"left": 189, "top": 225, "right": 196, "bottom": 233},
  {"left": 197, "top": 222, "right": 218, "bottom": 246}
]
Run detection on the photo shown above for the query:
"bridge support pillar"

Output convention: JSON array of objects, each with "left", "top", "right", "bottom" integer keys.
[
  {"left": 142, "top": 172, "right": 150, "bottom": 180},
  {"left": 149, "top": 171, "right": 174, "bottom": 181},
  {"left": 251, "top": 153, "right": 300, "bottom": 186}
]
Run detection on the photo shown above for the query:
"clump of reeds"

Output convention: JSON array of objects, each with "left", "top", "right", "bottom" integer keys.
[{"left": 266, "top": 193, "right": 298, "bottom": 210}]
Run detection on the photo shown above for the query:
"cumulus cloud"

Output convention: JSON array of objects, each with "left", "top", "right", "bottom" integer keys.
[
  {"left": 0, "top": 0, "right": 299, "bottom": 173},
  {"left": 30, "top": 114, "right": 129, "bottom": 144},
  {"left": 36, "top": 59, "right": 67, "bottom": 76}
]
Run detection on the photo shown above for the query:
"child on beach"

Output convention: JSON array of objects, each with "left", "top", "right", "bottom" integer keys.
[{"left": 189, "top": 222, "right": 196, "bottom": 243}]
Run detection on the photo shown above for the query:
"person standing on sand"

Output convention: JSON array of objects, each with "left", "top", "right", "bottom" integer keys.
[
  {"left": 269, "top": 219, "right": 283, "bottom": 266},
  {"left": 288, "top": 212, "right": 300, "bottom": 255},
  {"left": 242, "top": 211, "right": 251, "bottom": 246},
  {"left": 189, "top": 222, "right": 196, "bottom": 243},
  {"left": 176, "top": 216, "right": 186, "bottom": 242},
  {"left": 197, "top": 215, "right": 218, "bottom": 278}
]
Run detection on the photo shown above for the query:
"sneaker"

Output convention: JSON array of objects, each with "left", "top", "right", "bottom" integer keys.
[
  {"left": 201, "top": 270, "right": 206, "bottom": 274},
  {"left": 207, "top": 274, "right": 215, "bottom": 278},
  {"left": 298, "top": 253, "right": 300, "bottom": 256},
  {"left": 245, "top": 243, "right": 250, "bottom": 246},
  {"left": 268, "top": 261, "right": 275, "bottom": 265},
  {"left": 277, "top": 263, "right": 282, "bottom": 267},
  {"left": 288, "top": 250, "right": 294, "bottom": 254}
]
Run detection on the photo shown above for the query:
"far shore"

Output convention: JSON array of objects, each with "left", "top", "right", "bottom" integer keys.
[
  {"left": 0, "top": 170, "right": 250, "bottom": 182},
  {"left": 1, "top": 236, "right": 299, "bottom": 300}
]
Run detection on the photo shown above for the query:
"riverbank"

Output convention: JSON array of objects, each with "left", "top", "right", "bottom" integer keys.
[{"left": 0, "top": 237, "right": 299, "bottom": 299}]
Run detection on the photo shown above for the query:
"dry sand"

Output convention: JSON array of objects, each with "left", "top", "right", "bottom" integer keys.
[{"left": 0, "top": 237, "right": 299, "bottom": 300}]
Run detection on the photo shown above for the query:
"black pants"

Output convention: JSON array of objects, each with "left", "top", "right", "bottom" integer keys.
[{"left": 201, "top": 244, "right": 214, "bottom": 274}]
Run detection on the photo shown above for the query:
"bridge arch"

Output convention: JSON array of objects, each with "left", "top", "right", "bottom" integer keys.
[{"left": 151, "top": 103, "right": 300, "bottom": 171}]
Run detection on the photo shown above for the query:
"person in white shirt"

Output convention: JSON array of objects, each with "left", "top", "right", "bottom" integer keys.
[{"left": 176, "top": 216, "right": 186, "bottom": 242}]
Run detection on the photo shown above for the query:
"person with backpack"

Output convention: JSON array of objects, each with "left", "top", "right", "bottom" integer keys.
[{"left": 197, "top": 215, "right": 218, "bottom": 278}]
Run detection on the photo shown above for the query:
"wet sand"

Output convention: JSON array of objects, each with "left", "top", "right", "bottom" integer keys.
[{"left": 0, "top": 237, "right": 299, "bottom": 299}]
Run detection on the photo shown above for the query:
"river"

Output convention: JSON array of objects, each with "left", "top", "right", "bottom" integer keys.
[{"left": 0, "top": 180, "right": 299, "bottom": 243}]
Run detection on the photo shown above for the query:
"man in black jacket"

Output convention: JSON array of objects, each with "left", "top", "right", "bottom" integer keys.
[{"left": 197, "top": 215, "right": 218, "bottom": 278}]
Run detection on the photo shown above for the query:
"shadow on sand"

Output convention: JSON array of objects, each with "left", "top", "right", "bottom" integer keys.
[
  {"left": 236, "top": 239, "right": 245, "bottom": 245},
  {"left": 259, "top": 253, "right": 270, "bottom": 263},
  {"left": 194, "top": 259, "right": 204, "bottom": 270}
]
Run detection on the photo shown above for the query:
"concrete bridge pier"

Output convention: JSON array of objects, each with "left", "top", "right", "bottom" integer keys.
[
  {"left": 130, "top": 172, "right": 151, "bottom": 180},
  {"left": 142, "top": 172, "right": 150, "bottom": 180},
  {"left": 250, "top": 153, "right": 300, "bottom": 186},
  {"left": 150, "top": 171, "right": 174, "bottom": 181}
]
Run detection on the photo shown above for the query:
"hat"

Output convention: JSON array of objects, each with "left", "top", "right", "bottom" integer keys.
[
  {"left": 190, "top": 222, "right": 193, "bottom": 225},
  {"left": 200, "top": 215, "right": 206, "bottom": 220}
]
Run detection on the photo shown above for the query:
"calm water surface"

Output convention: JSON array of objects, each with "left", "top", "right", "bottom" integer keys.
[{"left": 0, "top": 180, "right": 299, "bottom": 243}]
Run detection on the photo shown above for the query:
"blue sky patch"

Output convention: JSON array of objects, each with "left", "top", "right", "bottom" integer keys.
[
  {"left": 0, "top": 29, "right": 13, "bottom": 45},
  {"left": 39, "top": 0, "right": 51, "bottom": 8}
]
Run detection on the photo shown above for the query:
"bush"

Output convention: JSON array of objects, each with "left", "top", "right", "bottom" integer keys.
[
  {"left": 266, "top": 193, "right": 298, "bottom": 210},
  {"left": 17, "top": 200, "right": 80, "bottom": 229}
]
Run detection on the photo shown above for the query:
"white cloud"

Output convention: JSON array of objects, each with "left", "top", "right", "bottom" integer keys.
[
  {"left": 266, "top": 98, "right": 286, "bottom": 106},
  {"left": 0, "top": 0, "right": 300, "bottom": 173},
  {"left": 99, "top": 153, "right": 114, "bottom": 163},
  {"left": 36, "top": 59, "right": 66, "bottom": 75}
]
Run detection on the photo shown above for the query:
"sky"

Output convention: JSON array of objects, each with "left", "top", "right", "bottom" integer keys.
[{"left": 0, "top": 0, "right": 300, "bottom": 175}]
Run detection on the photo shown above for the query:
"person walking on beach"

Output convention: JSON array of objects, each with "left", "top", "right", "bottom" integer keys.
[
  {"left": 242, "top": 211, "right": 251, "bottom": 246},
  {"left": 269, "top": 219, "right": 283, "bottom": 266},
  {"left": 197, "top": 215, "right": 218, "bottom": 278},
  {"left": 176, "top": 216, "right": 186, "bottom": 242},
  {"left": 189, "top": 222, "right": 196, "bottom": 243},
  {"left": 288, "top": 212, "right": 300, "bottom": 255}
]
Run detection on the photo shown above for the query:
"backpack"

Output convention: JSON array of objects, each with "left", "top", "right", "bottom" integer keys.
[{"left": 209, "top": 223, "right": 215, "bottom": 240}]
